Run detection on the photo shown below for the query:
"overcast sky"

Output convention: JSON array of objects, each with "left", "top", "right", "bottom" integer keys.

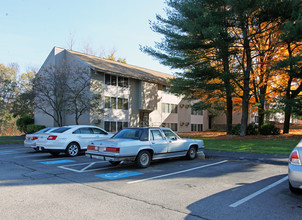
[{"left": 0, "top": 0, "right": 173, "bottom": 75}]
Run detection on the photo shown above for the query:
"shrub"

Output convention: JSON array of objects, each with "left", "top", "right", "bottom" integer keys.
[
  {"left": 16, "top": 115, "right": 34, "bottom": 134},
  {"left": 259, "top": 123, "right": 280, "bottom": 135},
  {"left": 231, "top": 123, "right": 258, "bottom": 135},
  {"left": 230, "top": 124, "right": 241, "bottom": 135},
  {"left": 26, "top": 124, "right": 46, "bottom": 134},
  {"left": 247, "top": 123, "right": 258, "bottom": 135}
]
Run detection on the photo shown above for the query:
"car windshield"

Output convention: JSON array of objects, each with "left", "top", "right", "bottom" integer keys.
[
  {"left": 51, "top": 127, "right": 71, "bottom": 133},
  {"left": 113, "top": 128, "right": 144, "bottom": 140}
]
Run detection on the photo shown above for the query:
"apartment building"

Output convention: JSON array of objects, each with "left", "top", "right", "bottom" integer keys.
[{"left": 35, "top": 47, "right": 208, "bottom": 132}]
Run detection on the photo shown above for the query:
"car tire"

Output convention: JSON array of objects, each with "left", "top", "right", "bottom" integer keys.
[
  {"left": 33, "top": 147, "right": 39, "bottom": 152},
  {"left": 136, "top": 150, "right": 151, "bottom": 168},
  {"left": 289, "top": 181, "right": 302, "bottom": 194},
  {"left": 109, "top": 161, "right": 121, "bottom": 166},
  {"left": 50, "top": 152, "right": 60, "bottom": 157},
  {"left": 65, "top": 142, "right": 80, "bottom": 157},
  {"left": 186, "top": 146, "right": 197, "bottom": 160}
]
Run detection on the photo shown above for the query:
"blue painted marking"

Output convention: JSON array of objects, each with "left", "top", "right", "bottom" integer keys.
[
  {"left": 96, "top": 171, "right": 143, "bottom": 180},
  {"left": 0, "top": 150, "right": 17, "bottom": 154},
  {"left": 40, "top": 160, "right": 75, "bottom": 165}
]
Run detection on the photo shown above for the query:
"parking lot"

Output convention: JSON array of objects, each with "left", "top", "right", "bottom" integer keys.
[{"left": 0, "top": 143, "right": 301, "bottom": 220}]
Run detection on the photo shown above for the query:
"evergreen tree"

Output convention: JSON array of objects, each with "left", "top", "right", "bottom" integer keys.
[{"left": 142, "top": 0, "right": 236, "bottom": 134}]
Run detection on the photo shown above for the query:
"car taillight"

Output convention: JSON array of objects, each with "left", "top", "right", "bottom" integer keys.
[
  {"left": 31, "top": 136, "right": 38, "bottom": 140},
  {"left": 47, "top": 135, "right": 57, "bottom": 140},
  {"left": 105, "top": 147, "right": 120, "bottom": 153},
  {"left": 290, "top": 150, "right": 301, "bottom": 165},
  {"left": 87, "top": 145, "right": 96, "bottom": 151}
]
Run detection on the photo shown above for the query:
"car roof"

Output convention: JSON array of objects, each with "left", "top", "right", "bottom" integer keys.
[{"left": 63, "top": 125, "right": 99, "bottom": 128}]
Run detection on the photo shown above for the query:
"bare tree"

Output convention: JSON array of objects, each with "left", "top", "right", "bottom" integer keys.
[
  {"left": 34, "top": 65, "right": 103, "bottom": 126},
  {"left": 34, "top": 65, "right": 69, "bottom": 126},
  {"left": 65, "top": 66, "right": 93, "bottom": 125},
  {"left": 65, "top": 31, "right": 76, "bottom": 50}
]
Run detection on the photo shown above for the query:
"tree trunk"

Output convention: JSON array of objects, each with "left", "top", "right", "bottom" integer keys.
[
  {"left": 240, "top": 91, "right": 249, "bottom": 136},
  {"left": 283, "top": 104, "right": 291, "bottom": 134},
  {"left": 226, "top": 83, "right": 233, "bottom": 135},
  {"left": 240, "top": 24, "right": 252, "bottom": 137},
  {"left": 258, "top": 86, "right": 267, "bottom": 127}
]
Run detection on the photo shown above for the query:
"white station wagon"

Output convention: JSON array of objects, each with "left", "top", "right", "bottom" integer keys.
[{"left": 86, "top": 127, "right": 204, "bottom": 168}]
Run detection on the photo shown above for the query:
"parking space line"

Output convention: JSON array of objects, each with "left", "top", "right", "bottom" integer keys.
[
  {"left": 80, "top": 162, "right": 96, "bottom": 172},
  {"left": 58, "top": 161, "right": 108, "bottom": 173},
  {"left": 229, "top": 176, "right": 288, "bottom": 208},
  {"left": 127, "top": 160, "right": 228, "bottom": 184}
]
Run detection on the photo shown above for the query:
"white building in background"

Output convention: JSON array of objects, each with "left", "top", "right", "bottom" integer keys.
[{"left": 35, "top": 47, "right": 208, "bottom": 132}]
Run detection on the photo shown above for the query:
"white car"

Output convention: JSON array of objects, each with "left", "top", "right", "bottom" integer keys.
[
  {"left": 24, "top": 127, "right": 59, "bottom": 151},
  {"left": 86, "top": 127, "right": 205, "bottom": 168},
  {"left": 36, "top": 125, "right": 113, "bottom": 157},
  {"left": 288, "top": 140, "right": 302, "bottom": 193}
]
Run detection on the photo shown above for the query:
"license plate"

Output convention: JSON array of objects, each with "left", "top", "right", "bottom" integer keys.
[{"left": 98, "top": 147, "right": 105, "bottom": 152}]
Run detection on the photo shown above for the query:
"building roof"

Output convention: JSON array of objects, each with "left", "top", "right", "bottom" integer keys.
[{"left": 66, "top": 49, "right": 174, "bottom": 85}]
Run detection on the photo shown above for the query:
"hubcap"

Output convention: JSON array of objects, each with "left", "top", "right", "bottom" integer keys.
[
  {"left": 190, "top": 148, "right": 195, "bottom": 157},
  {"left": 140, "top": 153, "right": 149, "bottom": 166},
  {"left": 69, "top": 144, "right": 78, "bottom": 156}
]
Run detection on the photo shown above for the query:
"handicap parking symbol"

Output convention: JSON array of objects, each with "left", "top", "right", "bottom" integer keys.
[{"left": 96, "top": 170, "right": 143, "bottom": 180}]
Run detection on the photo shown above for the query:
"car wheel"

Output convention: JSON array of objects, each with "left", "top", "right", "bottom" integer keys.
[
  {"left": 136, "top": 150, "right": 151, "bottom": 168},
  {"left": 33, "top": 147, "right": 39, "bottom": 152},
  {"left": 289, "top": 181, "right": 302, "bottom": 194},
  {"left": 50, "top": 152, "right": 60, "bottom": 157},
  {"left": 186, "top": 146, "right": 197, "bottom": 160},
  {"left": 109, "top": 161, "right": 121, "bottom": 166},
  {"left": 65, "top": 143, "right": 80, "bottom": 157}
]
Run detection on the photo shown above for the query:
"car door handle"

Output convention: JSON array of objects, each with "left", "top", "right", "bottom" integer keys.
[{"left": 151, "top": 142, "right": 155, "bottom": 144}]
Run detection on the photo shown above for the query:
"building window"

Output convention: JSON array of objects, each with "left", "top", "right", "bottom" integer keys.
[
  {"left": 191, "top": 124, "right": 203, "bottom": 132},
  {"left": 170, "top": 123, "right": 178, "bottom": 131},
  {"left": 124, "top": 77, "right": 129, "bottom": 88},
  {"left": 105, "top": 96, "right": 111, "bottom": 108},
  {"left": 161, "top": 123, "right": 178, "bottom": 131},
  {"left": 104, "top": 121, "right": 129, "bottom": 132},
  {"left": 118, "top": 98, "right": 123, "bottom": 109},
  {"left": 104, "top": 121, "right": 110, "bottom": 131},
  {"left": 105, "top": 74, "right": 111, "bottom": 85},
  {"left": 162, "top": 103, "right": 178, "bottom": 113},
  {"left": 171, "top": 104, "right": 178, "bottom": 113},
  {"left": 123, "top": 98, "right": 128, "bottom": 110},
  {"left": 111, "top": 97, "right": 116, "bottom": 109},
  {"left": 191, "top": 109, "right": 203, "bottom": 115},
  {"left": 105, "top": 96, "right": 128, "bottom": 110},
  {"left": 105, "top": 74, "right": 128, "bottom": 88}
]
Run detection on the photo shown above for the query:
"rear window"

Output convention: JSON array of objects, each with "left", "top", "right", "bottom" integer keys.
[
  {"left": 113, "top": 128, "right": 145, "bottom": 140},
  {"left": 51, "top": 127, "right": 71, "bottom": 133},
  {"left": 35, "top": 128, "right": 51, "bottom": 134}
]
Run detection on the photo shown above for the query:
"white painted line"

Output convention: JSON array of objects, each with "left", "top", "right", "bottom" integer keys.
[
  {"left": 58, "top": 165, "right": 114, "bottom": 173},
  {"left": 61, "top": 161, "right": 107, "bottom": 167},
  {"left": 127, "top": 160, "right": 228, "bottom": 184},
  {"left": 229, "top": 176, "right": 288, "bottom": 208},
  {"left": 80, "top": 162, "right": 96, "bottom": 172},
  {"left": 58, "top": 161, "right": 108, "bottom": 173}
]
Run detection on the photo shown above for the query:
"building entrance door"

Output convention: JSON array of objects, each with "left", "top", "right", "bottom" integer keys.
[{"left": 139, "top": 111, "right": 150, "bottom": 127}]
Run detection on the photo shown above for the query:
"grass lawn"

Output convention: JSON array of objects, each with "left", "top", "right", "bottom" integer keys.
[
  {"left": 0, "top": 136, "right": 24, "bottom": 144},
  {"left": 178, "top": 131, "right": 302, "bottom": 155},
  {"left": 202, "top": 137, "right": 299, "bottom": 155},
  {"left": 0, "top": 140, "right": 24, "bottom": 144}
]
